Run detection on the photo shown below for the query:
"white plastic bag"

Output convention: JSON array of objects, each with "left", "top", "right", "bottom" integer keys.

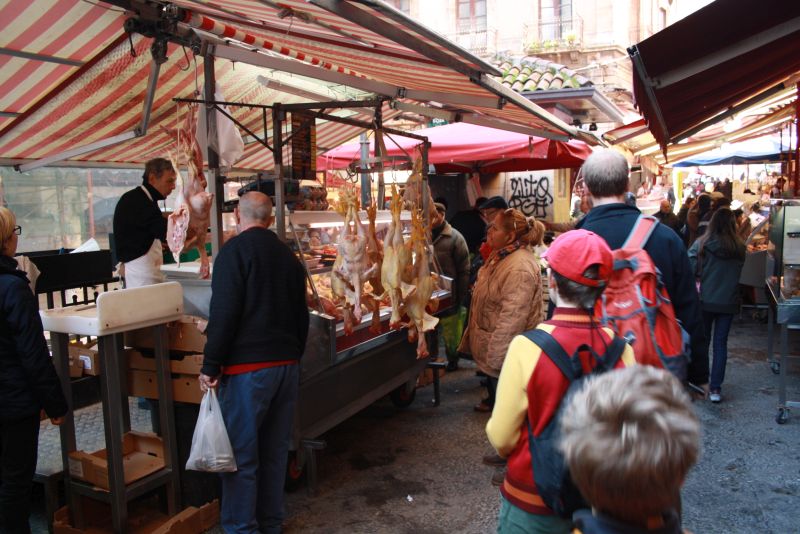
[{"left": 186, "top": 388, "right": 237, "bottom": 472}]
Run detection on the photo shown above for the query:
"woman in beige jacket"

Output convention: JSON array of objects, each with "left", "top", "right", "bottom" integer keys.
[{"left": 459, "top": 208, "right": 544, "bottom": 412}]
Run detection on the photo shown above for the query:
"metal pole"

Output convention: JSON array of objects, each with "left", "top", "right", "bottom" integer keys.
[
  {"left": 359, "top": 133, "right": 370, "bottom": 208},
  {"left": 422, "top": 142, "right": 430, "bottom": 226},
  {"left": 204, "top": 48, "right": 224, "bottom": 260},
  {"left": 273, "top": 104, "right": 286, "bottom": 241},
  {"left": 375, "top": 104, "right": 385, "bottom": 205}
]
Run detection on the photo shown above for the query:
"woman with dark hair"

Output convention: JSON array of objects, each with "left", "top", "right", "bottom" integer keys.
[
  {"left": 0, "top": 207, "right": 68, "bottom": 532},
  {"left": 686, "top": 193, "right": 712, "bottom": 246},
  {"left": 688, "top": 208, "right": 746, "bottom": 403}
]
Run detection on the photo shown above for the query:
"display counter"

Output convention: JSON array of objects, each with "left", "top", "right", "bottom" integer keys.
[
  {"left": 764, "top": 199, "right": 800, "bottom": 424},
  {"left": 163, "top": 209, "right": 452, "bottom": 485}
]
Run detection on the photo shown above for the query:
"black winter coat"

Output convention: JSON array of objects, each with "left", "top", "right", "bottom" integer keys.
[
  {"left": 0, "top": 255, "right": 68, "bottom": 422},
  {"left": 576, "top": 203, "right": 709, "bottom": 385}
]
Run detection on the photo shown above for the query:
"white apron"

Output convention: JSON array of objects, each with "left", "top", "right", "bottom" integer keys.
[{"left": 123, "top": 186, "right": 166, "bottom": 288}]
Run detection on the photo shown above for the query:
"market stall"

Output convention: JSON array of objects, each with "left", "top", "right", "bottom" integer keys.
[{"left": 3, "top": 0, "right": 593, "bottom": 527}]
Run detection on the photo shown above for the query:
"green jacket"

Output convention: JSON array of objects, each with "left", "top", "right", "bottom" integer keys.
[
  {"left": 688, "top": 238, "right": 745, "bottom": 314},
  {"left": 432, "top": 222, "right": 470, "bottom": 309}
]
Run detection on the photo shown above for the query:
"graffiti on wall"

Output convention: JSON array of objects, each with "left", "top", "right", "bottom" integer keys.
[{"left": 508, "top": 174, "right": 554, "bottom": 218}]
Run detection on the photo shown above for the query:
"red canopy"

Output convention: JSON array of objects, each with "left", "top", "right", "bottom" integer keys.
[
  {"left": 629, "top": 0, "right": 800, "bottom": 150},
  {"left": 317, "top": 122, "right": 591, "bottom": 174}
]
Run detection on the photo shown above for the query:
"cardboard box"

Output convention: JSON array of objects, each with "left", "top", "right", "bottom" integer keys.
[
  {"left": 128, "top": 369, "right": 203, "bottom": 404},
  {"left": 68, "top": 342, "right": 100, "bottom": 376},
  {"left": 124, "top": 316, "right": 206, "bottom": 354},
  {"left": 67, "top": 431, "right": 164, "bottom": 491},
  {"left": 53, "top": 497, "right": 219, "bottom": 534},
  {"left": 67, "top": 354, "right": 84, "bottom": 378},
  {"left": 126, "top": 349, "right": 203, "bottom": 375}
]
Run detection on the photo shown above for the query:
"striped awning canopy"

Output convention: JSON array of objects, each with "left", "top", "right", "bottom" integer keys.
[{"left": 0, "top": 0, "right": 580, "bottom": 171}]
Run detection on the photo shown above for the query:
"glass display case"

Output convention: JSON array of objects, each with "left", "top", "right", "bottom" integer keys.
[
  {"left": 739, "top": 204, "right": 770, "bottom": 289},
  {"left": 767, "top": 199, "right": 800, "bottom": 301},
  {"left": 287, "top": 210, "right": 452, "bottom": 358}
]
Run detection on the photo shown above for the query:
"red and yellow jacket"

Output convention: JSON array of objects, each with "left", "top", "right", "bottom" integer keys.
[{"left": 486, "top": 307, "right": 636, "bottom": 515}]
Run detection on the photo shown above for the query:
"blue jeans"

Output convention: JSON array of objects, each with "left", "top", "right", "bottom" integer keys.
[
  {"left": 702, "top": 311, "right": 734, "bottom": 391},
  {"left": 217, "top": 364, "right": 299, "bottom": 534},
  {"left": 497, "top": 496, "right": 572, "bottom": 534}
]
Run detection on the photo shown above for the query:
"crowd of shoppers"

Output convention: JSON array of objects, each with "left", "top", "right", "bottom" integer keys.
[{"left": 450, "top": 148, "right": 737, "bottom": 533}]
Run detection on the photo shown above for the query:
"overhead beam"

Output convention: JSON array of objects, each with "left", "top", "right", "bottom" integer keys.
[
  {"left": 347, "top": 0, "right": 502, "bottom": 76},
  {"left": 214, "top": 43, "right": 503, "bottom": 110},
  {"left": 16, "top": 131, "right": 139, "bottom": 172},
  {"left": 15, "top": 56, "right": 161, "bottom": 172},
  {"left": 0, "top": 47, "right": 84, "bottom": 67},
  {"left": 459, "top": 114, "right": 571, "bottom": 141},
  {"left": 628, "top": 46, "right": 670, "bottom": 145},
  {"left": 309, "top": 0, "right": 492, "bottom": 79},
  {"left": 391, "top": 101, "right": 457, "bottom": 122},
  {"left": 671, "top": 82, "right": 791, "bottom": 143},
  {"left": 480, "top": 75, "right": 575, "bottom": 136},
  {"left": 257, "top": 74, "right": 331, "bottom": 101},
  {"left": 0, "top": 33, "right": 129, "bottom": 142}
]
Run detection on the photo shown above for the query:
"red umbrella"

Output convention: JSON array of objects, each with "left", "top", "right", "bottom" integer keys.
[{"left": 317, "top": 122, "right": 591, "bottom": 174}]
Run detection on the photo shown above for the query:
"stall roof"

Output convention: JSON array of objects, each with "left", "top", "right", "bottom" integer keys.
[
  {"left": 318, "top": 122, "right": 592, "bottom": 174},
  {"left": 0, "top": 0, "right": 581, "bottom": 170},
  {"left": 672, "top": 136, "right": 792, "bottom": 167},
  {"left": 605, "top": 85, "right": 797, "bottom": 164},
  {"left": 628, "top": 0, "right": 800, "bottom": 150}
]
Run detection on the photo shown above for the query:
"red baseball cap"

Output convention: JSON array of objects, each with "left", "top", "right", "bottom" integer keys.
[{"left": 542, "top": 229, "right": 613, "bottom": 287}]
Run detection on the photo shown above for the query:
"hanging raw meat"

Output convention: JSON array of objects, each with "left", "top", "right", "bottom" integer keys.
[
  {"left": 332, "top": 186, "right": 375, "bottom": 335},
  {"left": 165, "top": 103, "right": 213, "bottom": 279},
  {"left": 402, "top": 210, "right": 439, "bottom": 358},
  {"left": 381, "top": 184, "right": 412, "bottom": 328},
  {"left": 363, "top": 202, "right": 386, "bottom": 334}
]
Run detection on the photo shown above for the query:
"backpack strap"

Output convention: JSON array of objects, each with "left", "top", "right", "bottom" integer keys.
[
  {"left": 523, "top": 329, "right": 581, "bottom": 381},
  {"left": 600, "top": 336, "right": 627, "bottom": 371},
  {"left": 622, "top": 214, "right": 658, "bottom": 250}
]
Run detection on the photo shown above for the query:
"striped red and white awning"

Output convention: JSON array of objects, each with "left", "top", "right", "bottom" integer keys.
[{"left": 0, "top": 0, "right": 579, "bottom": 170}]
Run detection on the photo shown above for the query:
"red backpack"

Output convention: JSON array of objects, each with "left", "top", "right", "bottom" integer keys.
[{"left": 595, "top": 215, "right": 689, "bottom": 379}]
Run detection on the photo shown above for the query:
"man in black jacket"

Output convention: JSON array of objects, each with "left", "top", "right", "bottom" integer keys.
[
  {"left": 199, "top": 192, "right": 309, "bottom": 534},
  {"left": 575, "top": 149, "right": 709, "bottom": 395},
  {"left": 112, "top": 157, "right": 176, "bottom": 288}
]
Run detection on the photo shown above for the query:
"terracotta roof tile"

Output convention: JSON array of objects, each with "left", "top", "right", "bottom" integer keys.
[{"left": 493, "top": 55, "right": 592, "bottom": 92}]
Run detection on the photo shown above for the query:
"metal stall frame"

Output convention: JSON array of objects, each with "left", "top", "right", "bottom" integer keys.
[{"left": 172, "top": 77, "right": 448, "bottom": 491}]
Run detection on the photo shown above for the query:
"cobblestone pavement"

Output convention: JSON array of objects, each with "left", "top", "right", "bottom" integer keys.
[{"left": 32, "top": 315, "right": 799, "bottom": 533}]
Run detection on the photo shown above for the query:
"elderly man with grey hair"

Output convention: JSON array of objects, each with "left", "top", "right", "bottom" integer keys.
[
  {"left": 200, "top": 191, "right": 309, "bottom": 533},
  {"left": 575, "top": 148, "right": 709, "bottom": 396}
]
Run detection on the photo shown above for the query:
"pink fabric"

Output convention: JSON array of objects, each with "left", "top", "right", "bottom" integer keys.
[{"left": 317, "top": 122, "right": 591, "bottom": 174}]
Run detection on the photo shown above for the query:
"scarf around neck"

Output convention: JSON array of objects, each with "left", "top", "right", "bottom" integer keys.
[{"left": 486, "top": 240, "right": 522, "bottom": 266}]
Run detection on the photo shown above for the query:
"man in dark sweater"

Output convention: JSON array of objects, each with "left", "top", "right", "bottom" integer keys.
[
  {"left": 654, "top": 199, "right": 682, "bottom": 235},
  {"left": 112, "top": 157, "right": 176, "bottom": 288},
  {"left": 199, "top": 192, "right": 309, "bottom": 534},
  {"left": 575, "top": 149, "right": 709, "bottom": 396}
]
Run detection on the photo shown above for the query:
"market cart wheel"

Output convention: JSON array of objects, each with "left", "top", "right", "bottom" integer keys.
[
  {"left": 390, "top": 383, "right": 416, "bottom": 408},
  {"left": 770, "top": 361, "right": 781, "bottom": 375},
  {"left": 776, "top": 408, "right": 789, "bottom": 425},
  {"left": 285, "top": 451, "right": 306, "bottom": 492}
]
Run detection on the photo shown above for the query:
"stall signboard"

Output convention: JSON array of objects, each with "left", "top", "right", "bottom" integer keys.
[{"left": 291, "top": 111, "right": 317, "bottom": 181}]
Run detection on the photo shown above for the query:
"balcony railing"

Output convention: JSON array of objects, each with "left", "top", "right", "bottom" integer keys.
[
  {"left": 447, "top": 26, "right": 497, "bottom": 56},
  {"left": 532, "top": 16, "right": 584, "bottom": 50}
]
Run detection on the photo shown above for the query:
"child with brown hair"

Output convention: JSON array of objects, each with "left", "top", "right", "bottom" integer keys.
[{"left": 560, "top": 365, "right": 701, "bottom": 533}]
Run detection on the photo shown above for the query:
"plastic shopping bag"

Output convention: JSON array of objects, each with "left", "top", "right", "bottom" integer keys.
[{"left": 185, "top": 388, "right": 237, "bottom": 472}]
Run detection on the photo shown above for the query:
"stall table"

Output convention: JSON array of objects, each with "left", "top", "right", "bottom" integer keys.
[{"left": 41, "top": 283, "right": 184, "bottom": 533}]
